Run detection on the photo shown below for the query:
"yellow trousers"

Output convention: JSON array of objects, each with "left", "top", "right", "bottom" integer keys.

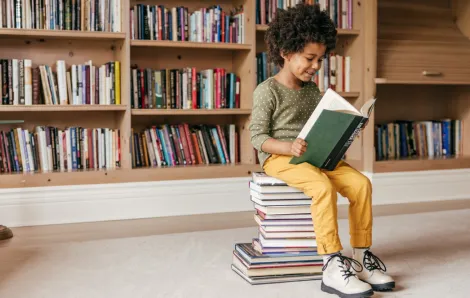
[{"left": 263, "top": 154, "right": 372, "bottom": 255}]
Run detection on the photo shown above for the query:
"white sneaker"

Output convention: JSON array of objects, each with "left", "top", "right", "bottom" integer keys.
[
  {"left": 352, "top": 248, "right": 395, "bottom": 291},
  {"left": 321, "top": 253, "right": 374, "bottom": 298}
]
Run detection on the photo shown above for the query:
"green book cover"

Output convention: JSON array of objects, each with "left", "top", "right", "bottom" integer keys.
[
  {"left": 289, "top": 89, "right": 376, "bottom": 170},
  {"left": 290, "top": 109, "right": 364, "bottom": 170}
]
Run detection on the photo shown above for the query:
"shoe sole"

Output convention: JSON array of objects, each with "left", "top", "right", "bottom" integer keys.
[
  {"left": 321, "top": 282, "right": 374, "bottom": 298},
  {"left": 0, "top": 229, "right": 13, "bottom": 241},
  {"left": 371, "top": 282, "right": 395, "bottom": 292}
]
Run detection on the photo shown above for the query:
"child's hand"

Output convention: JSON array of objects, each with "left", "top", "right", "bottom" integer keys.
[{"left": 291, "top": 138, "right": 307, "bottom": 157}]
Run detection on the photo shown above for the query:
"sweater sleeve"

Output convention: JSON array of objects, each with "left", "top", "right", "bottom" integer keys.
[{"left": 249, "top": 85, "right": 275, "bottom": 153}]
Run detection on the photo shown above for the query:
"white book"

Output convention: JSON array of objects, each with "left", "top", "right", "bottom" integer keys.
[
  {"left": 254, "top": 203, "right": 311, "bottom": 215},
  {"left": 71, "top": 65, "right": 77, "bottom": 104},
  {"left": 16, "top": 128, "right": 27, "bottom": 172},
  {"left": 254, "top": 215, "right": 314, "bottom": 228},
  {"left": 12, "top": 59, "right": 18, "bottom": 105},
  {"left": 66, "top": 129, "right": 72, "bottom": 171},
  {"left": 24, "top": 129, "right": 34, "bottom": 172},
  {"left": 58, "top": 130, "right": 65, "bottom": 171},
  {"left": 297, "top": 88, "right": 375, "bottom": 140},
  {"left": 250, "top": 189, "right": 308, "bottom": 200},
  {"left": 93, "top": 129, "right": 98, "bottom": 169},
  {"left": 336, "top": 55, "right": 343, "bottom": 92},
  {"left": 259, "top": 234, "right": 317, "bottom": 248},
  {"left": 251, "top": 172, "right": 287, "bottom": 186},
  {"left": 24, "top": 59, "right": 32, "bottom": 105},
  {"left": 56, "top": 60, "right": 68, "bottom": 105},
  {"left": 251, "top": 196, "right": 311, "bottom": 207},
  {"left": 90, "top": 65, "right": 95, "bottom": 105},
  {"left": 100, "top": 65, "right": 105, "bottom": 105},
  {"left": 249, "top": 181, "right": 301, "bottom": 194},
  {"left": 42, "top": 129, "right": 50, "bottom": 172},
  {"left": 259, "top": 228, "right": 316, "bottom": 239},
  {"left": 345, "top": 56, "right": 351, "bottom": 92}
]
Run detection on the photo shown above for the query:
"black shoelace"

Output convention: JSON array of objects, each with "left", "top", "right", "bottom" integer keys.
[
  {"left": 363, "top": 250, "right": 387, "bottom": 272},
  {"left": 323, "top": 253, "right": 363, "bottom": 281}
]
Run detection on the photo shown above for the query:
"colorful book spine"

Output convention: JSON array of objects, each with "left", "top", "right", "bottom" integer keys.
[
  {"left": 131, "top": 123, "right": 239, "bottom": 168},
  {"left": 130, "top": 4, "right": 245, "bottom": 44}
]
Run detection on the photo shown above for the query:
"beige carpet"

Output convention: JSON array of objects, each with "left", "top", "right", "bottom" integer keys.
[{"left": 1, "top": 208, "right": 470, "bottom": 298}]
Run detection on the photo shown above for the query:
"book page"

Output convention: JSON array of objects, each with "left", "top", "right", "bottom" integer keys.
[
  {"left": 360, "top": 98, "right": 376, "bottom": 118},
  {"left": 298, "top": 89, "right": 360, "bottom": 139}
]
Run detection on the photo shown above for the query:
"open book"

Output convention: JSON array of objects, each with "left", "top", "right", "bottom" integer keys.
[{"left": 290, "top": 88, "right": 376, "bottom": 170}]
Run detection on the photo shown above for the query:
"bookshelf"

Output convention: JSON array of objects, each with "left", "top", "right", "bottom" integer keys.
[
  {"left": 10, "top": 0, "right": 459, "bottom": 189},
  {"left": 370, "top": 0, "right": 470, "bottom": 173}
]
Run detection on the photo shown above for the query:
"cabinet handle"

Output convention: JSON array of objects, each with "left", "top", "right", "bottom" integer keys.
[{"left": 422, "top": 71, "right": 442, "bottom": 77}]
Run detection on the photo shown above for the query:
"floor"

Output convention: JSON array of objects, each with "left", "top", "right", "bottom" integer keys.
[{"left": 1, "top": 206, "right": 470, "bottom": 298}]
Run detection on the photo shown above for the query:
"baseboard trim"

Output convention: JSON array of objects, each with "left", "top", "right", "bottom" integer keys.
[{"left": 1, "top": 169, "right": 470, "bottom": 228}]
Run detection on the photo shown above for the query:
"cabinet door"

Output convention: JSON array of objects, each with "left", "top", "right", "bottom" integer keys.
[{"left": 377, "top": 39, "right": 470, "bottom": 84}]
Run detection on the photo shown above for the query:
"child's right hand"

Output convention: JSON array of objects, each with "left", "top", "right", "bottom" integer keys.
[{"left": 290, "top": 138, "right": 307, "bottom": 157}]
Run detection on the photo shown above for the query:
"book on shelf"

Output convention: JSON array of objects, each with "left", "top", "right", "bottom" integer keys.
[
  {"left": 131, "top": 67, "right": 240, "bottom": 110},
  {"left": 132, "top": 123, "right": 238, "bottom": 168},
  {"left": 290, "top": 88, "right": 375, "bottom": 170},
  {"left": 256, "top": 0, "right": 353, "bottom": 30},
  {"left": 130, "top": 4, "right": 245, "bottom": 44},
  {"left": 1, "top": 59, "right": 121, "bottom": 105},
  {"left": 0, "top": 126, "right": 120, "bottom": 174},
  {"left": 375, "top": 119, "right": 464, "bottom": 161},
  {"left": 256, "top": 52, "right": 351, "bottom": 93},
  {"left": 232, "top": 172, "right": 321, "bottom": 285},
  {"left": 0, "top": 0, "right": 121, "bottom": 32}
]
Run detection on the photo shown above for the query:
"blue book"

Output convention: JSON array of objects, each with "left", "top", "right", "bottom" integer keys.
[{"left": 211, "top": 127, "right": 226, "bottom": 164}]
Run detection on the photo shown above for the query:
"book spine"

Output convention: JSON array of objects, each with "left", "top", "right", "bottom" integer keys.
[{"left": 324, "top": 117, "right": 367, "bottom": 170}]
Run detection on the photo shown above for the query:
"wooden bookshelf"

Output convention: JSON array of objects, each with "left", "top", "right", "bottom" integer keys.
[
  {"left": 131, "top": 109, "right": 252, "bottom": 116},
  {"left": 0, "top": 105, "right": 127, "bottom": 112},
  {"left": 10, "top": 0, "right": 468, "bottom": 188},
  {"left": 375, "top": 78, "right": 470, "bottom": 85},
  {"left": 374, "top": 156, "right": 470, "bottom": 173},
  {"left": 0, "top": 29, "right": 126, "bottom": 41},
  {"left": 131, "top": 40, "right": 252, "bottom": 50},
  {"left": 255, "top": 25, "right": 360, "bottom": 36},
  {"left": 367, "top": 0, "right": 470, "bottom": 173},
  {"left": 0, "top": 164, "right": 260, "bottom": 188}
]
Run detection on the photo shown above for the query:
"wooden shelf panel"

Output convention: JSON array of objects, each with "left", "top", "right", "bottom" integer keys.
[
  {"left": 0, "top": 105, "right": 127, "bottom": 112},
  {"left": 256, "top": 25, "right": 360, "bottom": 36},
  {"left": 333, "top": 92, "right": 360, "bottom": 98},
  {"left": 131, "top": 40, "right": 252, "bottom": 50},
  {"left": 375, "top": 78, "right": 470, "bottom": 85},
  {"left": 0, "top": 29, "right": 126, "bottom": 41},
  {"left": 374, "top": 156, "right": 470, "bottom": 173},
  {"left": 132, "top": 109, "right": 251, "bottom": 116},
  {"left": 0, "top": 164, "right": 260, "bottom": 189}
]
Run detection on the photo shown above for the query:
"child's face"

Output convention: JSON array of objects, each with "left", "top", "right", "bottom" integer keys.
[{"left": 283, "top": 42, "right": 327, "bottom": 83}]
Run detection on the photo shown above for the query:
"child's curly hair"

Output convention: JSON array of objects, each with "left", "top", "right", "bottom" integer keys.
[{"left": 265, "top": 3, "right": 337, "bottom": 67}]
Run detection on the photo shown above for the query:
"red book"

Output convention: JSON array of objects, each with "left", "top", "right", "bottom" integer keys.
[
  {"left": 178, "top": 124, "right": 192, "bottom": 165},
  {"left": 183, "top": 123, "right": 196, "bottom": 164}
]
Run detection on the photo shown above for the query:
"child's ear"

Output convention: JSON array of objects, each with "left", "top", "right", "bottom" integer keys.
[{"left": 280, "top": 51, "right": 290, "bottom": 62}]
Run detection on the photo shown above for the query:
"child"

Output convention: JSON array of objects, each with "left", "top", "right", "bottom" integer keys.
[{"left": 249, "top": 3, "right": 394, "bottom": 297}]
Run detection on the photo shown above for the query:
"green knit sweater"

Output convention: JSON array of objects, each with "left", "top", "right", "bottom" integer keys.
[{"left": 249, "top": 77, "right": 322, "bottom": 167}]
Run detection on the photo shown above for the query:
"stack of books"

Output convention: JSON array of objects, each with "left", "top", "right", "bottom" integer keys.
[{"left": 231, "top": 172, "right": 323, "bottom": 285}]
